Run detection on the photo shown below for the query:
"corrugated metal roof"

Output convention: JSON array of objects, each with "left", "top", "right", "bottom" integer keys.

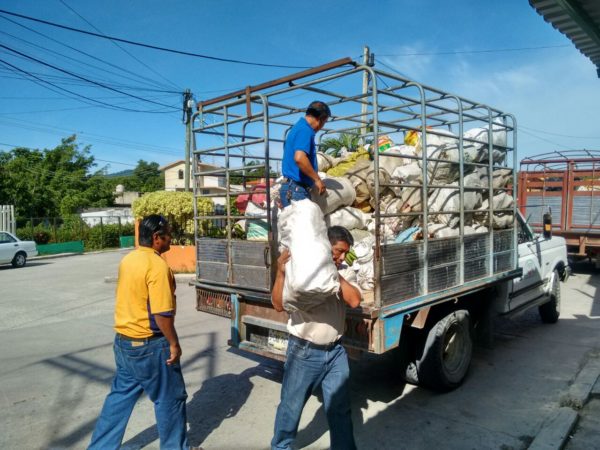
[{"left": 530, "top": 0, "right": 600, "bottom": 77}]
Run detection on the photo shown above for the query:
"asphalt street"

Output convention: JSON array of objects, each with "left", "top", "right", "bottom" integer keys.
[{"left": 0, "top": 251, "right": 599, "bottom": 449}]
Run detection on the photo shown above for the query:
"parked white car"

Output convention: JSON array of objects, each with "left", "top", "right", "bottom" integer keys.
[{"left": 0, "top": 231, "right": 38, "bottom": 268}]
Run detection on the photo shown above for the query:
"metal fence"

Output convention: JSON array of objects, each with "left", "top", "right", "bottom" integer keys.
[{"left": 1, "top": 205, "right": 15, "bottom": 234}]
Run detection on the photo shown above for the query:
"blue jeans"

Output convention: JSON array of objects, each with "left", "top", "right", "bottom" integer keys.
[
  {"left": 279, "top": 180, "right": 311, "bottom": 208},
  {"left": 272, "top": 336, "right": 356, "bottom": 450},
  {"left": 88, "top": 335, "right": 189, "bottom": 450}
]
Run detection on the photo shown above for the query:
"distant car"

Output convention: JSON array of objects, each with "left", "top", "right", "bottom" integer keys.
[{"left": 0, "top": 231, "right": 38, "bottom": 268}]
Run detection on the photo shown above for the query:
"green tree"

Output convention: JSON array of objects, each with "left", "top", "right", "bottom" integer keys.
[
  {"left": 0, "top": 136, "right": 115, "bottom": 218},
  {"left": 120, "top": 160, "right": 163, "bottom": 193}
]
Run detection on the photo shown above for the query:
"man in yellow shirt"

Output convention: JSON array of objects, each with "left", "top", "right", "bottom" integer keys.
[{"left": 89, "top": 215, "right": 194, "bottom": 450}]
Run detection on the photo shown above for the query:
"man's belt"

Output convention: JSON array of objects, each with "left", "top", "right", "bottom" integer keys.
[
  {"left": 281, "top": 177, "right": 310, "bottom": 189},
  {"left": 288, "top": 334, "right": 342, "bottom": 351},
  {"left": 117, "top": 332, "right": 164, "bottom": 342}
]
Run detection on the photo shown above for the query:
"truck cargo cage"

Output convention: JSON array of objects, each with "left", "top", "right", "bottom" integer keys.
[
  {"left": 191, "top": 57, "right": 518, "bottom": 317},
  {"left": 519, "top": 150, "right": 600, "bottom": 257}
]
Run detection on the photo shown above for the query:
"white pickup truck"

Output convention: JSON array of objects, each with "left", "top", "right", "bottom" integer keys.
[{"left": 0, "top": 231, "right": 38, "bottom": 268}]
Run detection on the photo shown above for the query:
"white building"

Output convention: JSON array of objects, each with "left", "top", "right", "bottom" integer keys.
[{"left": 159, "top": 160, "right": 241, "bottom": 206}]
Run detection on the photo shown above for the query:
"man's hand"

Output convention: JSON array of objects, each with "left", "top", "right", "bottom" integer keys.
[
  {"left": 277, "top": 249, "right": 291, "bottom": 274},
  {"left": 314, "top": 178, "right": 326, "bottom": 195},
  {"left": 167, "top": 342, "right": 182, "bottom": 365}
]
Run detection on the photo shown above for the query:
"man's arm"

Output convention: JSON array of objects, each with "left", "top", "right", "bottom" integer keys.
[
  {"left": 294, "top": 151, "right": 326, "bottom": 194},
  {"left": 154, "top": 314, "right": 181, "bottom": 365},
  {"left": 338, "top": 274, "right": 361, "bottom": 309},
  {"left": 271, "top": 249, "right": 291, "bottom": 312}
]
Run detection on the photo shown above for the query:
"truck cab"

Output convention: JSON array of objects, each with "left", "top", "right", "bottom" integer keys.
[{"left": 501, "top": 211, "right": 569, "bottom": 320}]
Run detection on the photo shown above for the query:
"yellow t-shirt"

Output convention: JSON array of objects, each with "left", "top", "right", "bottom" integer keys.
[{"left": 114, "top": 246, "right": 176, "bottom": 338}]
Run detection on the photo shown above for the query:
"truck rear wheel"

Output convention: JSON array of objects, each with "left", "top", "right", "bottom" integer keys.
[
  {"left": 416, "top": 309, "right": 473, "bottom": 391},
  {"left": 538, "top": 269, "right": 560, "bottom": 324}
]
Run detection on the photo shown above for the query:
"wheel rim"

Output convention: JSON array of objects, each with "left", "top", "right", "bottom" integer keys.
[
  {"left": 443, "top": 323, "right": 466, "bottom": 374},
  {"left": 16, "top": 254, "right": 25, "bottom": 265}
]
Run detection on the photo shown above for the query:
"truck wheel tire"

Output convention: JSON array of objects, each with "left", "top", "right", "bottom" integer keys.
[
  {"left": 416, "top": 310, "right": 473, "bottom": 391},
  {"left": 538, "top": 269, "right": 560, "bottom": 324},
  {"left": 12, "top": 252, "right": 27, "bottom": 268}
]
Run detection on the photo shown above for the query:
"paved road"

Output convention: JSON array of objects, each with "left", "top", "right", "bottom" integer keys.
[{"left": 0, "top": 253, "right": 599, "bottom": 449}]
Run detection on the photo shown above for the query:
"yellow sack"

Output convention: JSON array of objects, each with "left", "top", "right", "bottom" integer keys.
[{"left": 326, "top": 148, "right": 370, "bottom": 177}]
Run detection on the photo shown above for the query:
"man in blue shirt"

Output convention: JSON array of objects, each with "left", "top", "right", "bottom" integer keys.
[{"left": 280, "top": 101, "right": 331, "bottom": 207}]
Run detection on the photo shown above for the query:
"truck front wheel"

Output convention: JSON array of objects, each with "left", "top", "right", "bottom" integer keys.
[
  {"left": 538, "top": 269, "right": 560, "bottom": 324},
  {"left": 416, "top": 309, "right": 473, "bottom": 391}
]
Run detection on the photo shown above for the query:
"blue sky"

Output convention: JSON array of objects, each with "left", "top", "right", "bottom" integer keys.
[{"left": 0, "top": 0, "right": 598, "bottom": 173}]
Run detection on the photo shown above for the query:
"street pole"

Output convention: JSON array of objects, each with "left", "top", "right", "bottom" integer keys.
[
  {"left": 183, "top": 89, "right": 193, "bottom": 192},
  {"left": 361, "top": 45, "right": 370, "bottom": 141}
]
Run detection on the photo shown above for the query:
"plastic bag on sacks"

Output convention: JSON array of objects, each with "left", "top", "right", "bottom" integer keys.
[
  {"left": 278, "top": 199, "right": 340, "bottom": 311},
  {"left": 245, "top": 201, "right": 269, "bottom": 241},
  {"left": 311, "top": 176, "right": 356, "bottom": 215},
  {"left": 325, "top": 206, "right": 370, "bottom": 230}
]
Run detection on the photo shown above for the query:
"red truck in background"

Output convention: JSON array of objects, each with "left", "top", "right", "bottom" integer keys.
[{"left": 519, "top": 150, "right": 600, "bottom": 265}]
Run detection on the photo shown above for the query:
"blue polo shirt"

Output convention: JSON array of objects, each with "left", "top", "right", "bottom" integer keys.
[{"left": 282, "top": 117, "right": 317, "bottom": 186}]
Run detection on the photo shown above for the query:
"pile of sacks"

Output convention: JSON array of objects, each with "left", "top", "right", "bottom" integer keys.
[{"left": 242, "top": 125, "right": 514, "bottom": 292}]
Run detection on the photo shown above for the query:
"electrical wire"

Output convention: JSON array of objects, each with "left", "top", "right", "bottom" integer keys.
[
  {"left": 57, "top": 0, "right": 181, "bottom": 91},
  {"left": 0, "top": 14, "right": 182, "bottom": 93},
  {"left": 0, "top": 9, "right": 311, "bottom": 69},
  {"left": 0, "top": 43, "right": 179, "bottom": 110},
  {"left": 378, "top": 44, "right": 571, "bottom": 57},
  {"left": 0, "top": 27, "right": 178, "bottom": 93}
]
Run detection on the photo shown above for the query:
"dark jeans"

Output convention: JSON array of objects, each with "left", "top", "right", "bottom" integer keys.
[
  {"left": 88, "top": 335, "right": 189, "bottom": 450},
  {"left": 272, "top": 335, "right": 356, "bottom": 450},
  {"left": 279, "top": 180, "right": 311, "bottom": 208}
]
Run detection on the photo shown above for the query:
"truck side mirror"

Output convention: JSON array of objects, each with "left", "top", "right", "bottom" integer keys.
[{"left": 543, "top": 211, "right": 552, "bottom": 239}]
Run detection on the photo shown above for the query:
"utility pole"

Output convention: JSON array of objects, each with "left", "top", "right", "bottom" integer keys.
[
  {"left": 361, "top": 46, "right": 371, "bottom": 140},
  {"left": 183, "top": 89, "right": 193, "bottom": 192}
]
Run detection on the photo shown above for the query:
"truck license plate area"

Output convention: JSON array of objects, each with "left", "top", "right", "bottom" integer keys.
[{"left": 196, "top": 288, "right": 231, "bottom": 317}]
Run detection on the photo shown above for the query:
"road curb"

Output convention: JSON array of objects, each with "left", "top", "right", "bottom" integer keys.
[
  {"left": 560, "top": 353, "right": 600, "bottom": 410},
  {"left": 31, "top": 248, "right": 128, "bottom": 261},
  {"left": 529, "top": 407, "right": 578, "bottom": 450}
]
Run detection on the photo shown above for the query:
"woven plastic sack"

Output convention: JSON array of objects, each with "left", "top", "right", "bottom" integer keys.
[
  {"left": 378, "top": 144, "right": 416, "bottom": 175},
  {"left": 311, "top": 177, "right": 356, "bottom": 215},
  {"left": 278, "top": 199, "right": 340, "bottom": 311},
  {"left": 326, "top": 148, "right": 370, "bottom": 177},
  {"left": 316, "top": 152, "right": 341, "bottom": 172},
  {"left": 325, "top": 206, "right": 370, "bottom": 230},
  {"left": 245, "top": 201, "right": 269, "bottom": 241}
]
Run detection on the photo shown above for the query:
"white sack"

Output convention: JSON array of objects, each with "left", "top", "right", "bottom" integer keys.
[
  {"left": 378, "top": 145, "right": 416, "bottom": 175},
  {"left": 464, "top": 121, "right": 508, "bottom": 163},
  {"left": 354, "top": 235, "right": 375, "bottom": 291},
  {"left": 472, "top": 167, "right": 513, "bottom": 189},
  {"left": 390, "top": 163, "right": 422, "bottom": 197},
  {"left": 311, "top": 176, "right": 356, "bottom": 215},
  {"left": 316, "top": 152, "right": 341, "bottom": 172},
  {"left": 325, "top": 206, "right": 370, "bottom": 230},
  {"left": 365, "top": 162, "right": 392, "bottom": 197},
  {"left": 278, "top": 199, "right": 340, "bottom": 311}
]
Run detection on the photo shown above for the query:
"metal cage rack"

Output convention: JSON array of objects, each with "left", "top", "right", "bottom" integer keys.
[{"left": 190, "top": 57, "right": 518, "bottom": 312}]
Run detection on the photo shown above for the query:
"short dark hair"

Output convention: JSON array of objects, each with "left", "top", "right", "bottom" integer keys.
[
  {"left": 139, "top": 214, "right": 169, "bottom": 247},
  {"left": 327, "top": 226, "right": 354, "bottom": 247},
  {"left": 306, "top": 101, "right": 331, "bottom": 121}
]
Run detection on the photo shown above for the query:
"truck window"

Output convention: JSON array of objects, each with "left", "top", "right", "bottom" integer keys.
[{"left": 517, "top": 216, "right": 534, "bottom": 244}]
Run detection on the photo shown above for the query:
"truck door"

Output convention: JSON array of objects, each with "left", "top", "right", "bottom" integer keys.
[{"left": 510, "top": 214, "right": 545, "bottom": 310}]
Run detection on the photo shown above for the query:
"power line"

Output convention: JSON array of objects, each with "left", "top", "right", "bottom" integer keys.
[
  {"left": 0, "top": 9, "right": 311, "bottom": 69},
  {"left": 520, "top": 125, "right": 600, "bottom": 140},
  {"left": 0, "top": 27, "right": 178, "bottom": 94},
  {"left": 0, "top": 14, "right": 181, "bottom": 93},
  {"left": 0, "top": 43, "right": 178, "bottom": 110},
  {"left": 57, "top": 0, "right": 181, "bottom": 91},
  {"left": 378, "top": 44, "right": 571, "bottom": 57}
]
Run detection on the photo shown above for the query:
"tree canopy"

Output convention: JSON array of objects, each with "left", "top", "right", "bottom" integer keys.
[{"left": 0, "top": 136, "right": 165, "bottom": 219}]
